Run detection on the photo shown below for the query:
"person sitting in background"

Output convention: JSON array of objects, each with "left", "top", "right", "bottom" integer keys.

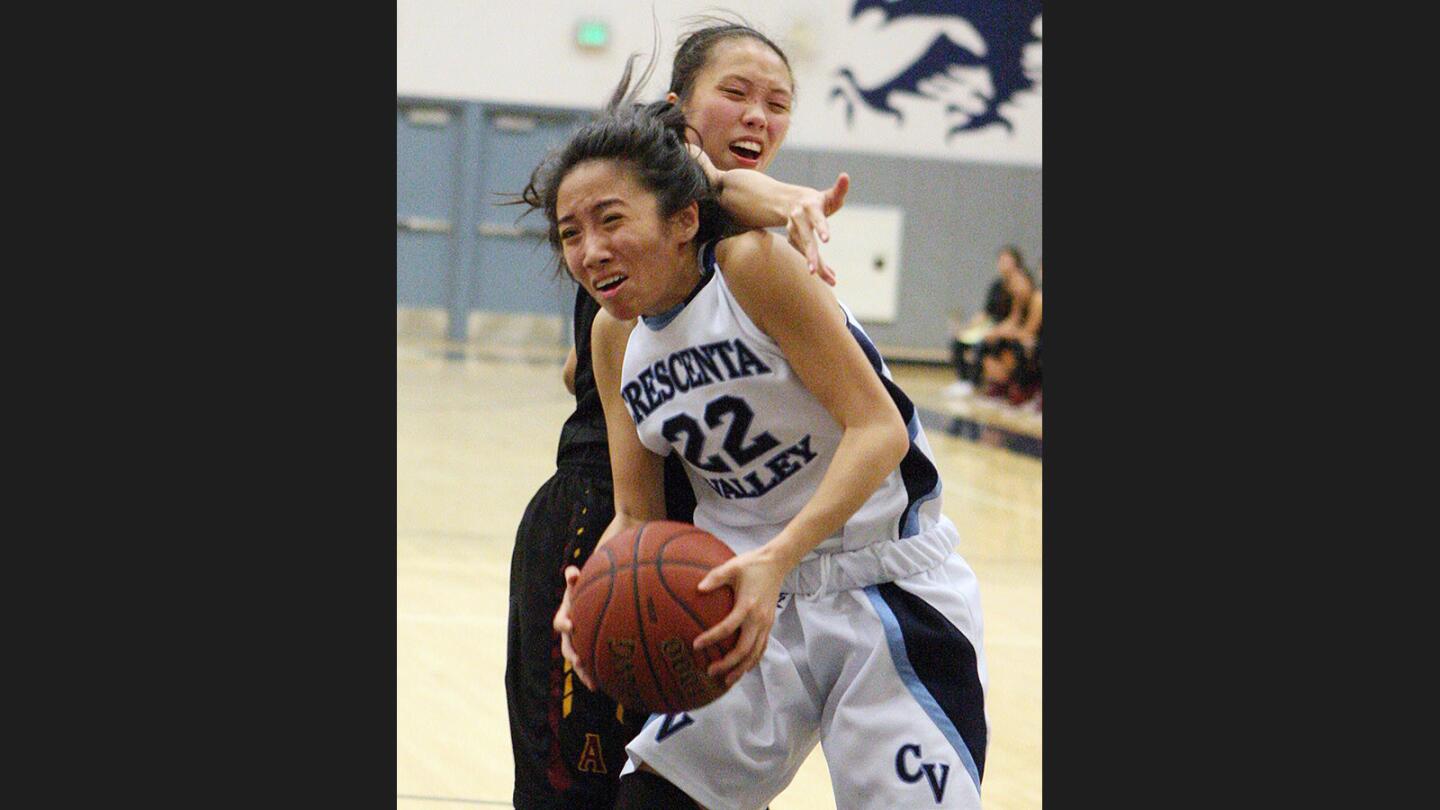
[
  {"left": 980, "top": 338, "right": 1041, "bottom": 410},
  {"left": 944, "top": 245, "right": 1027, "bottom": 398},
  {"left": 980, "top": 259, "right": 1042, "bottom": 409},
  {"left": 985, "top": 254, "right": 1041, "bottom": 351}
]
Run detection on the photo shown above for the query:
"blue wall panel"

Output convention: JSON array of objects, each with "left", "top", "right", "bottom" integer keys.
[
  {"left": 397, "top": 102, "right": 462, "bottom": 313},
  {"left": 469, "top": 109, "right": 585, "bottom": 319}
]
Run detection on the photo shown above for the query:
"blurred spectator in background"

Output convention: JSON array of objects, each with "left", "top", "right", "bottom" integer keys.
[
  {"left": 945, "top": 245, "right": 1027, "bottom": 398},
  {"left": 985, "top": 251, "right": 1041, "bottom": 349},
  {"left": 980, "top": 255, "right": 1042, "bottom": 409},
  {"left": 980, "top": 338, "right": 1041, "bottom": 409}
]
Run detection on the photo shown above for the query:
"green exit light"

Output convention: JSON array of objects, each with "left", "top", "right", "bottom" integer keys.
[{"left": 576, "top": 19, "right": 609, "bottom": 49}]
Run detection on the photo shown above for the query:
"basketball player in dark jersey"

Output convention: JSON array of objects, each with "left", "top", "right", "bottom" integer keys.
[{"left": 505, "top": 21, "right": 849, "bottom": 810}]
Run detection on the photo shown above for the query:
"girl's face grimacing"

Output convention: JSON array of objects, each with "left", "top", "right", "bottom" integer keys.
[
  {"left": 555, "top": 159, "right": 698, "bottom": 321},
  {"left": 670, "top": 37, "right": 793, "bottom": 173}
]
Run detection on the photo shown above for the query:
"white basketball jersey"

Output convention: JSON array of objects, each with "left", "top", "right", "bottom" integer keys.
[{"left": 620, "top": 241, "right": 948, "bottom": 557}]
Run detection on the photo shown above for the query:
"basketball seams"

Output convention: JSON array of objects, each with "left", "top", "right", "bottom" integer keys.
[
  {"left": 586, "top": 544, "right": 616, "bottom": 681},
  {"left": 572, "top": 521, "right": 737, "bottom": 713},
  {"left": 631, "top": 522, "right": 679, "bottom": 712},
  {"left": 573, "top": 569, "right": 614, "bottom": 599},
  {"left": 655, "top": 535, "right": 732, "bottom": 668},
  {"left": 639, "top": 561, "right": 721, "bottom": 572},
  {"left": 580, "top": 560, "right": 722, "bottom": 582}
]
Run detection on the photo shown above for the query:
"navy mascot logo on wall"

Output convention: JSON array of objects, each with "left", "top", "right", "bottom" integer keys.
[{"left": 832, "top": 0, "right": 1042, "bottom": 141}]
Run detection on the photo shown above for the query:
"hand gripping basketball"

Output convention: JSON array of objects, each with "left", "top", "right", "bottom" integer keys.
[
  {"left": 555, "top": 566, "right": 595, "bottom": 691},
  {"left": 692, "top": 541, "right": 789, "bottom": 688},
  {"left": 563, "top": 521, "right": 741, "bottom": 714}
]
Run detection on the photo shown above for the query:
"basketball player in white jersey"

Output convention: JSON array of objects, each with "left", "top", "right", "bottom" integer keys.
[
  {"left": 504, "top": 22, "right": 848, "bottom": 809},
  {"left": 527, "top": 69, "right": 988, "bottom": 810}
]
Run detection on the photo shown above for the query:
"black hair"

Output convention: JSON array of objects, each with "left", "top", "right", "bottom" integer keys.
[
  {"left": 983, "top": 277, "right": 1012, "bottom": 322},
  {"left": 518, "top": 54, "right": 732, "bottom": 278},
  {"left": 668, "top": 15, "right": 795, "bottom": 104},
  {"left": 983, "top": 337, "right": 1038, "bottom": 387}
]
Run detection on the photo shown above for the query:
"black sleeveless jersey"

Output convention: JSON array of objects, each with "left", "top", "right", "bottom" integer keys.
[
  {"left": 556, "top": 287, "right": 609, "bottom": 470},
  {"left": 555, "top": 285, "right": 697, "bottom": 521}
]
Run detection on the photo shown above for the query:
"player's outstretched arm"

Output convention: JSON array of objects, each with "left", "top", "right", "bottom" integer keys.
[
  {"left": 691, "top": 230, "right": 909, "bottom": 686},
  {"left": 687, "top": 144, "right": 849, "bottom": 284}
]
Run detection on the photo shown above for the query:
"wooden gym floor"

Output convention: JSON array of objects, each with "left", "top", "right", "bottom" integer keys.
[{"left": 397, "top": 329, "right": 1042, "bottom": 809}]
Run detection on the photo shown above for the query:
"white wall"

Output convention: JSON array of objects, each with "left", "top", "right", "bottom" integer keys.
[{"left": 397, "top": 0, "right": 1041, "bottom": 166}]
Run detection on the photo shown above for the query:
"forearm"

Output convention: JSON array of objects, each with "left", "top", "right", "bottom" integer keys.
[
  {"left": 597, "top": 507, "right": 650, "bottom": 546},
  {"left": 599, "top": 440, "right": 668, "bottom": 543},
  {"left": 715, "top": 168, "right": 807, "bottom": 229},
  {"left": 1020, "top": 297, "right": 1042, "bottom": 340},
  {"left": 686, "top": 145, "right": 791, "bottom": 227},
  {"left": 591, "top": 309, "right": 667, "bottom": 547},
  {"left": 762, "top": 419, "right": 909, "bottom": 571}
]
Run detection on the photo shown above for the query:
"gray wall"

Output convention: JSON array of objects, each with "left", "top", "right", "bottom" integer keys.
[
  {"left": 397, "top": 96, "right": 1041, "bottom": 356},
  {"left": 764, "top": 149, "right": 1042, "bottom": 356}
]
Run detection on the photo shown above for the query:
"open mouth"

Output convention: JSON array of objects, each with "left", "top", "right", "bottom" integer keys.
[
  {"left": 594, "top": 273, "right": 628, "bottom": 297},
  {"left": 729, "top": 140, "right": 762, "bottom": 163}
]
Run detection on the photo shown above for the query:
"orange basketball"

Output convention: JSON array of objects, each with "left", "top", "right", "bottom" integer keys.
[{"left": 569, "top": 520, "right": 738, "bottom": 714}]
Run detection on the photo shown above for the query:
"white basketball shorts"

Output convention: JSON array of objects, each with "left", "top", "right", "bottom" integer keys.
[{"left": 620, "top": 527, "right": 988, "bottom": 810}]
